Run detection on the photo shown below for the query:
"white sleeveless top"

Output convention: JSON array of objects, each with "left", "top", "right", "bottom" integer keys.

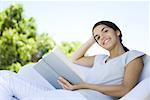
[{"left": 77, "top": 50, "right": 145, "bottom": 100}]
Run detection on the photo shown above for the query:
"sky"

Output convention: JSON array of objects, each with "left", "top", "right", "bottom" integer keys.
[{"left": 0, "top": 0, "right": 150, "bottom": 55}]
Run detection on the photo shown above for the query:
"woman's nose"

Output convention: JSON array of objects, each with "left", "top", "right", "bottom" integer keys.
[{"left": 100, "top": 35, "right": 106, "bottom": 41}]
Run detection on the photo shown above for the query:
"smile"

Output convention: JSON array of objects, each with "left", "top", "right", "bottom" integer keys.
[{"left": 103, "top": 38, "right": 111, "bottom": 45}]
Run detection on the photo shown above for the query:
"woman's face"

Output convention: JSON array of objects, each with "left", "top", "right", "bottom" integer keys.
[{"left": 93, "top": 25, "right": 120, "bottom": 51}]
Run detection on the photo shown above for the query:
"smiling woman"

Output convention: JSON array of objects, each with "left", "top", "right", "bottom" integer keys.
[
  {"left": 92, "top": 21, "right": 129, "bottom": 53},
  {"left": 70, "top": 20, "right": 145, "bottom": 99},
  {"left": 0, "top": 20, "right": 147, "bottom": 100},
  {"left": 0, "top": 1, "right": 149, "bottom": 99}
]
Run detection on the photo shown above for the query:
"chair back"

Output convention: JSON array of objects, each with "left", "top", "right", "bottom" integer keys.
[{"left": 139, "top": 54, "right": 150, "bottom": 82}]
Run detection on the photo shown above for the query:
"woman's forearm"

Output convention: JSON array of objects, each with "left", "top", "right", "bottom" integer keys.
[
  {"left": 71, "top": 36, "right": 95, "bottom": 62},
  {"left": 74, "top": 83, "right": 130, "bottom": 97}
]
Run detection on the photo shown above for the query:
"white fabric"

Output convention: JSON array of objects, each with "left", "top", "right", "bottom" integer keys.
[
  {"left": 79, "top": 50, "right": 144, "bottom": 100},
  {"left": 139, "top": 55, "right": 150, "bottom": 81},
  {"left": 18, "top": 64, "right": 113, "bottom": 100},
  {"left": 22, "top": 90, "right": 87, "bottom": 100},
  {"left": 119, "top": 77, "right": 150, "bottom": 100},
  {"left": 0, "top": 71, "right": 87, "bottom": 100},
  {"left": 0, "top": 50, "right": 149, "bottom": 100},
  {"left": 0, "top": 71, "right": 18, "bottom": 100},
  {"left": 119, "top": 55, "right": 150, "bottom": 100},
  {"left": 85, "top": 50, "right": 144, "bottom": 85},
  {"left": 17, "top": 63, "right": 56, "bottom": 90}
]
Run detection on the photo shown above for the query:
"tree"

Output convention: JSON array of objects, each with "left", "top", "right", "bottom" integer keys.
[
  {"left": 0, "top": 3, "right": 81, "bottom": 72},
  {"left": 0, "top": 4, "right": 36, "bottom": 37},
  {"left": 0, "top": 4, "right": 55, "bottom": 72},
  {"left": 59, "top": 41, "right": 81, "bottom": 58}
]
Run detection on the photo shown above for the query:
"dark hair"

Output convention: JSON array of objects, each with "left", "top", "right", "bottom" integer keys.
[{"left": 92, "top": 21, "right": 129, "bottom": 52}]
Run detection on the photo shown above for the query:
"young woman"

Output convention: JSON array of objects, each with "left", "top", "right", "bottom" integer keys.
[
  {"left": 58, "top": 21, "right": 144, "bottom": 99},
  {"left": 0, "top": 21, "right": 144, "bottom": 100}
]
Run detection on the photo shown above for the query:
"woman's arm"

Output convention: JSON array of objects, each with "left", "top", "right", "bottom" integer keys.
[
  {"left": 58, "top": 57, "right": 144, "bottom": 97},
  {"left": 71, "top": 36, "right": 96, "bottom": 67}
]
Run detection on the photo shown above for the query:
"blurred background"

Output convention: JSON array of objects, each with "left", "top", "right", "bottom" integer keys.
[{"left": 0, "top": 0, "right": 149, "bottom": 72}]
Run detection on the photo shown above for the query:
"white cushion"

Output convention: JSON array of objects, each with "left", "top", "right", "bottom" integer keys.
[
  {"left": 119, "top": 77, "right": 150, "bottom": 100},
  {"left": 139, "top": 55, "right": 150, "bottom": 82}
]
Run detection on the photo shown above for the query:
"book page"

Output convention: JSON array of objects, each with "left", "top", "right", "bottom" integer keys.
[
  {"left": 52, "top": 47, "right": 85, "bottom": 79},
  {"left": 42, "top": 47, "right": 84, "bottom": 84},
  {"left": 33, "top": 59, "right": 62, "bottom": 89}
]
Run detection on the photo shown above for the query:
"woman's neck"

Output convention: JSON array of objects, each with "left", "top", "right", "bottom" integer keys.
[{"left": 109, "top": 43, "right": 125, "bottom": 59}]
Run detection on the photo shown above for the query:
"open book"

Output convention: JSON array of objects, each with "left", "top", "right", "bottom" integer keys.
[{"left": 33, "top": 47, "right": 85, "bottom": 89}]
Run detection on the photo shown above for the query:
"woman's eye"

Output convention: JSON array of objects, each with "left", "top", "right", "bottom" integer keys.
[
  {"left": 104, "top": 30, "right": 108, "bottom": 32},
  {"left": 96, "top": 36, "right": 100, "bottom": 40}
]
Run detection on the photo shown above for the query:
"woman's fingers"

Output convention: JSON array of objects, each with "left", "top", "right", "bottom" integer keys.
[
  {"left": 58, "top": 77, "right": 71, "bottom": 86},
  {"left": 57, "top": 77, "right": 74, "bottom": 90},
  {"left": 57, "top": 80, "right": 70, "bottom": 90},
  {"left": 57, "top": 80, "right": 65, "bottom": 89},
  {"left": 58, "top": 77, "right": 83, "bottom": 90},
  {"left": 63, "top": 84, "right": 71, "bottom": 90}
]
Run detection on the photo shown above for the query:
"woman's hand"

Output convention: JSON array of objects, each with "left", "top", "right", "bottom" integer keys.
[
  {"left": 57, "top": 77, "right": 76, "bottom": 90},
  {"left": 57, "top": 77, "right": 85, "bottom": 90},
  {"left": 71, "top": 36, "right": 96, "bottom": 67},
  {"left": 89, "top": 36, "right": 96, "bottom": 44}
]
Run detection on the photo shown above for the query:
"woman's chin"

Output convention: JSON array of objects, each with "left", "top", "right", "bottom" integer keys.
[{"left": 103, "top": 45, "right": 113, "bottom": 51}]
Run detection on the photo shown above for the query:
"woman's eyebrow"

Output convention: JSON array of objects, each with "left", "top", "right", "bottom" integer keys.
[
  {"left": 94, "top": 27, "right": 108, "bottom": 38},
  {"left": 101, "top": 27, "right": 107, "bottom": 32}
]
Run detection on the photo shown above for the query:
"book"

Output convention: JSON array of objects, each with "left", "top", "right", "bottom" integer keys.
[{"left": 33, "top": 47, "right": 84, "bottom": 89}]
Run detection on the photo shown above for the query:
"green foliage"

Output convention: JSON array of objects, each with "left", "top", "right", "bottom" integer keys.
[
  {"left": 59, "top": 41, "right": 81, "bottom": 58},
  {"left": 0, "top": 4, "right": 36, "bottom": 37},
  {"left": 33, "top": 33, "right": 56, "bottom": 62},
  {"left": 0, "top": 29, "right": 18, "bottom": 67},
  {"left": 4, "top": 62, "right": 22, "bottom": 73},
  {"left": 0, "top": 3, "right": 81, "bottom": 72},
  {"left": 0, "top": 4, "right": 55, "bottom": 72}
]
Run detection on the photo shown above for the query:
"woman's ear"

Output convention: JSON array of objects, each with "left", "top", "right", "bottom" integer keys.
[{"left": 116, "top": 30, "right": 120, "bottom": 36}]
